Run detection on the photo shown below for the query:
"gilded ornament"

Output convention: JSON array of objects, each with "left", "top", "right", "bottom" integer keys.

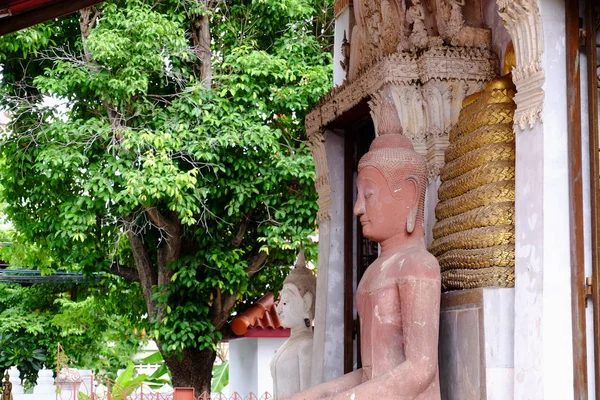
[
  {"left": 435, "top": 180, "right": 514, "bottom": 221},
  {"left": 433, "top": 201, "right": 514, "bottom": 239},
  {"left": 431, "top": 74, "right": 516, "bottom": 290},
  {"left": 440, "top": 142, "right": 515, "bottom": 182},
  {"left": 438, "top": 161, "right": 515, "bottom": 201},
  {"left": 445, "top": 124, "right": 514, "bottom": 163}
]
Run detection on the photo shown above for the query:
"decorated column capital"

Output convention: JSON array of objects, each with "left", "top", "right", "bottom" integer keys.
[{"left": 497, "top": 0, "right": 544, "bottom": 130}]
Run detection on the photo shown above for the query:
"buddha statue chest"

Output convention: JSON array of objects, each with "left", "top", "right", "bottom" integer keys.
[{"left": 356, "top": 252, "right": 408, "bottom": 380}]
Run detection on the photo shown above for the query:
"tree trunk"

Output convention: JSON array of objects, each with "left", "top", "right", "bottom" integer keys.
[
  {"left": 191, "top": 9, "right": 212, "bottom": 86},
  {"left": 163, "top": 347, "right": 218, "bottom": 395}
]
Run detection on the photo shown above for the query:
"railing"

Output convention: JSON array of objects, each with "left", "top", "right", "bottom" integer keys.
[{"left": 196, "top": 394, "right": 271, "bottom": 400}]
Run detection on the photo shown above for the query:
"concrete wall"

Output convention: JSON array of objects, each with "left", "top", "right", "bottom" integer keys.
[
  {"left": 439, "top": 288, "right": 514, "bottom": 400},
  {"left": 257, "top": 338, "right": 287, "bottom": 395},
  {"left": 228, "top": 337, "right": 287, "bottom": 396},
  {"left": 229, "top": 338, "right": 259, "bottom": 395}
]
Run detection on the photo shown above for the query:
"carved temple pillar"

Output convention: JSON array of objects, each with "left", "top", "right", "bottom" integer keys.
[{"left": 308, "top": 129, "right": 346, "bottom": 386}]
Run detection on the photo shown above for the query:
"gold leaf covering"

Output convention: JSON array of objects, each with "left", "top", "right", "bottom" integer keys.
[{"left": 431, "top": 74, "right": 516, "bottom": 291}]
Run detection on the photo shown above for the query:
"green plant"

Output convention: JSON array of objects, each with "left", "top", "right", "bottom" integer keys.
[
  {"left": 79, "top": 362, "right": 150, "bottom": 400},
  {"left": 0, "top": 333, "right": 46, "bottom": 385},
  {"left": 211, "top": 361, "right": 229, "bottom": 393}
]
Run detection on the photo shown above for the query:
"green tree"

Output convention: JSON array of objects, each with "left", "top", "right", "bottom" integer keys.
[
  {"left": 0, "top": 280, "right": 145, "bottom": 385},
  {"left": 0, "top": 0, "right": 332, "bottom": 393}
]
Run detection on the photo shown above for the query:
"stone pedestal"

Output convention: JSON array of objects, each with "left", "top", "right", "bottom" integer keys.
[{"left": 439, "top": 288, "right": 514, "bottom": 400}]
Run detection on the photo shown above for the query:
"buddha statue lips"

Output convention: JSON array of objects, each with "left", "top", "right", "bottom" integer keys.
[{"left": 283, "top": 134, "right": 441, "bottom": 400}]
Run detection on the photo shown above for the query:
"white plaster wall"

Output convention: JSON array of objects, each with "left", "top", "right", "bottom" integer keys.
[
  {"left": 333, "top": 9, "right": 351, "bottom": 87},
  {"left": 483, "top": 288, "right": 515, "bottom": 400},
  {"left": 257, "top": 337, "right": 288, "bottom": 396},
  {"left": 229, "top": 338, "right": 258, "bottom": 395},
  {"left": 540, "top": 0, "right": 575, "bottom": 398},
  {"left": 513, "top": 62, "right": 546, "bottom": 400},
  {"left": 311, "top": 130, "right": 346, "bottom": 386},
  {"left": 513, "top": 0, "right": 576, "bottom": 397}
]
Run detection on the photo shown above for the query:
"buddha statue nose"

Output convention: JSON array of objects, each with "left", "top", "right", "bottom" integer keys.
[{"left": 354, "top": 197, "right": 365, "bottom": 216}]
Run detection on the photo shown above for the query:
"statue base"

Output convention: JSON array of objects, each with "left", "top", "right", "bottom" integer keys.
[{"left": 439, "top": 288, "right": 514, "bottom": 400}]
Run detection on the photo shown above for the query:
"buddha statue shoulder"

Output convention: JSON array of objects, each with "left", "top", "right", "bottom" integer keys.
[
  {"left": 270, "top": 249, "right": 317, "bottom": 400},
  {"left": 283, "top": 133, "right": 441, "bottom": 400}
]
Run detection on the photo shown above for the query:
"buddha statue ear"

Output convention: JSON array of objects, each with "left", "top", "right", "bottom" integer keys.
[
  {"left": 302, "top": 291, "right": 314, "bottom": 318},
  {"left": 405, "top": 176, "right": 419, "bottom": 233}
]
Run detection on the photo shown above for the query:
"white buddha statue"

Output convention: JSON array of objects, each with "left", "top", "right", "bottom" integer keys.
[{"left": 270, "top": 249, "right": 317, "bottom": 400}]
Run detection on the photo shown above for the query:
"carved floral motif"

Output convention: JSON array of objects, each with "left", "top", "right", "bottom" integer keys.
[{"left": 496, "top": 0, "right": 544, "bottom": 129}]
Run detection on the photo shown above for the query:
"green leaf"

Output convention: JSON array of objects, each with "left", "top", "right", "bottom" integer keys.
[{"left": 211, "top": 361, "right": 229, "bottom": 393}]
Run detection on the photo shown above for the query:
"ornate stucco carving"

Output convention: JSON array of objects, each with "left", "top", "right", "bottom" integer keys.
[
  {"left": 306, "top": 46, "right": 497, "bottom": 194},
  {"left": 348, "top": 0, "right": 407, "bottom": 80},
  {"left": 432, "top": 0, "right": 492, "bottom": 49},
  {"left": 496, "top": 0, "right": 544, "bottom": 129},
  {"left": 308, "top": 0, "right": 504, "bottom": 221},
  {"left": 308, "top": 129, "right": 332, "bottom": 223}
]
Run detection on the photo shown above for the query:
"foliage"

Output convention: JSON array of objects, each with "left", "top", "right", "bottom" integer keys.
[
  {"left": 79, "top": 362, "right": 152, "bottom": 400},
  {"left": 0, "top": 0, "right": 333, "bottom": 392},
  {"left": 211, "top": 361, "right": 229, "bottom": 393},
  {"left": 0, "top": 278, "right": 146, "bottom": 384},
  {"left": 0, "top": 333, "right": 46, "bottom": 385}
]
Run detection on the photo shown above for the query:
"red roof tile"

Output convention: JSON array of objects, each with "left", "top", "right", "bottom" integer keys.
[{"left": 230, "top": 292, "right": 289, "bottom": 337}]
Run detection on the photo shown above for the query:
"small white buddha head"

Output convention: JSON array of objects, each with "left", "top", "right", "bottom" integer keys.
[{"left": 276, "top": 249, "right": 317, "bottom": 330}]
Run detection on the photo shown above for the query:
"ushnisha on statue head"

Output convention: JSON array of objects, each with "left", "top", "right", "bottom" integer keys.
[{"left": 276, "top": 248, "right": 317, "bottom": 329}]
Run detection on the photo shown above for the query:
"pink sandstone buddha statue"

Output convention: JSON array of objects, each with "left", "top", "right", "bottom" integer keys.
[
  {"left": 283, "top": 133, "right": 441, "bottom": 400},
  {"left": 271, "top": 249, "right": 317, "bottom": 399}
]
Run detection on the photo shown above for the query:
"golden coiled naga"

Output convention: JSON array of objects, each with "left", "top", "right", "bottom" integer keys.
[
  {"left": 430, "top": 73, "right": 516, "bottom": 291},
  {"left": 433, "top": 202, "right": 514, "bottom": 239},
  {"left": 435, "top": 181, "right": 514, "bottom": 221}
]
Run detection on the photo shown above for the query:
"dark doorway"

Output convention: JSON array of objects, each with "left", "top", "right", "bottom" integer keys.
[{"left": 342, "top": 111, "right": 376, "bottom": 373}]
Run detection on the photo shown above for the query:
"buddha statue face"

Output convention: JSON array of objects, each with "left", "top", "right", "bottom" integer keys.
[
  {"left": 354, "top": 134, "right": 427, "bottom": 243},
  {"left": 277, "top": 283, "right": 314, "bottom": 330},
  {"left": 354, "top": 166, "right": 417, "bottom": 243}
]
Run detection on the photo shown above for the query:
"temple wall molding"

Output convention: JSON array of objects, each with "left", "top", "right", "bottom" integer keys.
[{"left": 496, "top": 0, "right": 545, "bottom": 130}]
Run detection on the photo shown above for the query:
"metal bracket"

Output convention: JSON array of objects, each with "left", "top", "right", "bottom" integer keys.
[
  {"left": 586, "top": 276, "right": 594, "bottom": 307},
  {"left": 580, "top": 29, "right": 588, "bottom": 48}
]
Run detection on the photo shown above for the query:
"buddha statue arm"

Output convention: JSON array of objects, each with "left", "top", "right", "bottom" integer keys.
[
  {"left": 330, "top": 277, "right": 440, "bottom": 399},
  {"left": 282, "top": 368, "right": 364, "bottom": 400}
]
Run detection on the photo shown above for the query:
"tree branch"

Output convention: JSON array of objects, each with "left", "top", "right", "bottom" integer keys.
[
  {"left": 231, "top": 209, "right": 254, "bottom": 248},
  {"left": 210, "top": 249, "right": 269, "bottom": 329},
  {"left": 109, "top": 262, "right": 140, "bottom": 282},
  {"left": 246, "top": 250, "right": 268, "bottom": 278},
  {"left": 127, "top": 229, "right": 158, "bottom": 318},
  {"left": 211, "top": 288, "right": 238, "bottom": 329}
]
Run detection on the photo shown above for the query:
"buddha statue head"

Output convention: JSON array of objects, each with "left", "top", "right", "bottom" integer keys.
[
  {"left": 354, "top": 133, "right": 427, "bottom": 244},
  {"left": 276, "top": 249, "right": 317, "bottom": 330}
]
